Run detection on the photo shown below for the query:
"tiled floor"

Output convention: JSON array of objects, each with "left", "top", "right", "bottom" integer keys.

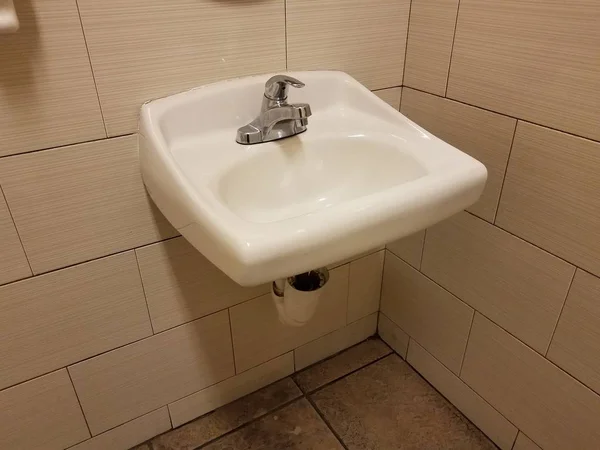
[{"left": 136, "top": 338, "right": 497, "bottom": 450}]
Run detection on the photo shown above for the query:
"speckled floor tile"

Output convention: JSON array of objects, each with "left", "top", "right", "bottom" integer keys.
[
  {"left": 310, "top": 354, "right": 497, "bottom": 450},
  {"left": 202, "top": 398, "right": 343, "bottom": 450},
  {"left": 293, "top": 338, "right": 392, "bottom": 392},
  {"left": 151, "top": 378, "right": 301, "bottom": 450}
]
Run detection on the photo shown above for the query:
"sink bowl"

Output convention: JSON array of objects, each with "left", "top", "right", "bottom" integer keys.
[
  {"left": 216, "top": 134, "right": 426, "bottom": 224},
  {"left": 139, "top": 71, "right": 487, "bottom": 286}
]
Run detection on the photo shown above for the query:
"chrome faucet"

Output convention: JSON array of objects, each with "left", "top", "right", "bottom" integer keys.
[{"left": 236, "top": 75, "right": 312, "bottom": 145}]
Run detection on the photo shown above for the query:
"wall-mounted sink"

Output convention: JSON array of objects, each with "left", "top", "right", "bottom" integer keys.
[{"left": 139, "top": 71, "right": 486, "bottom": 286}]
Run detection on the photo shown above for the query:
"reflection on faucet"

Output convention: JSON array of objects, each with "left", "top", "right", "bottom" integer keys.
[{"left": 236, "top": 75, "right": 312, "bottom": 145}]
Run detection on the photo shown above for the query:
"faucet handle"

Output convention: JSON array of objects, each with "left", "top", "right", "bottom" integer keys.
[{"left": 264, "top": 75, "right": 305, "bottom": 101}]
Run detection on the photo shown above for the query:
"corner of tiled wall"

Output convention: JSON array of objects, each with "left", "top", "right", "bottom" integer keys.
[{"left": 380, "top": 1, "right": 600, "bottom": 450}]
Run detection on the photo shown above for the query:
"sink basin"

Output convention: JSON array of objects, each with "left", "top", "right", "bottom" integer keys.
[
  {"left": 215, "top": 134, "right": 426, "bottom": 223},
  {"left": 139, "top": 71, "right": 487, "bottom": 286}
]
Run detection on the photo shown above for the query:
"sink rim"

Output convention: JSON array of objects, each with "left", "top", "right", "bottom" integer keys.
[{"left": 139, "top": 70, "right": 487, "bottom": 285}]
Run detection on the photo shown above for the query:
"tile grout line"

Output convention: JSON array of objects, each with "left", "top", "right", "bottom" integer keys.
[
  {"left": 297, "top": 344, "right": 400, "bottom": 449},
  {"left": 156, "top": 336, "right": 507, "bottom": 450},
  {"left": 192, "top": 394, "right": 304, "bottom": 450},
  {"left": 398, "top": 85, "right": 404, "bottom": 111},
  {"left": 0, "top": 185, "right": 33, "bottom": 275},
  {"left": 1, "top": 82, "right": 595, "bottom": 164},
  {"left": 405, "top": 336, "right": 523, "bottom": 447},
  {"left": 133, "top": 250, "right": 156, "bottom": 335},
  {"left": 0, "top": 133, "right": 135, "bottom": 162},
  {"left": 66, "top": 368, "right": 93, "bottom": 438},
  {"left": 544, "top": 268, "right": 577, "bottom": 357},
  {"left": 377, "top": 251, "right": 387, "bottom": 316},
  {"left": 74, "top": 0, "right": 108, "bottom": 137},
  {"left": 4, "top": 293, "right": 251, "bottom": 394},
  {"left": 284, "top": 0, "right": 288, "bottom": 70},
  {"left": 470, "top": 209, "right": 580, "bottom": 272},
  {"left": 444, "top": 0, "right": 462, "bottom": 97},
  {"left": 0, "top": 234, "right": 181, "bottom": 285},
  {"left": 227, "top": 309, "right": 238, "bottom": 374},
  {"left": 419, "top": 229, "right": 427, "bottom": 270},
  {"left": 402, "top": 336, "right": 520, "bottom": 447},
  {"left": 403, "top": 84, "right": 600, "bottom": 144},
  {"left": 67, "top": 406, "right": 169, "bottom": 449},
  {"left": 400, "top": 0, "right": 413, "bottom": 86},
  {"left": 373, "top": 84, "right": 403, "bottom": 92},
  {"left": 510, "top": 434, "right": 518, "bottom": 450},
  {"left": 299, "top": 350, "right": 394, "bottom": 398},
  {"left": 458, "top": 311, "right": 476, "bottom": 377},
  {"left": 295, "top": 314, "right": 379, "bottom": 373},
  {"left": 0, "top": 329, "right": 156, "bottom": 393},
  {"left": 294, "top": 335, "right": 390, "bottom": 384},
  {"left": 328, "top": 247, "right": 383, "bottom": 271},
  {"left": 345, "top": 258, "right": 351, "bottom": 324},
  {"left": 187, "top": 341, "right": 428, "bottom": 450},
  {"left": 304, "top": 394, "right": 350, "bottom": 450},
  {"left": 388, "top": 247, "right": 583, "bottom": 372},
  {"left": 493, "top": 119, "right": 519, "bottom": 224}
]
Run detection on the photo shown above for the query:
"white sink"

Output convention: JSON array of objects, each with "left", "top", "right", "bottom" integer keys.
[{"left": 139, "top": 71, "right": 487, "bottom": 286}]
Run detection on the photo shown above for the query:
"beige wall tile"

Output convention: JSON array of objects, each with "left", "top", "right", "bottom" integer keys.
[
  {"left": 497, "top": 122, "right": 600, "bottom": 277},
  {"left": 377, "top": 313, "right": 410, "bottom": 359},
  {"left": 403, "top": 0, "right": 460, "bottom": 95},
  {"left": 548, "top": 270, "right": 600, "bottom": 395},
  {"left": 328, "top": 246, "right": 384, "bottom": 270},
  {"left": 0, "top": 369, "right": 89, "bottom": 450},
  {"left": 386, "top": 231, "right": 425, "bottom": 269},
  {"left": 407, "top": 340, "right": 517, "bottom": 450},
  {"left": 0, "top": 251, "right": 151, "bottom": 390},
  {"left": 71, "top": 408, "right": 171, "bottom": 450},
  {"left": 77, "top": 0, "right": 285, "bottom": 135},
  {"left": 0, "top": 0, "right": 105, "bottom": 157},
  {"left": 169, "top": 352, "right": 294, "bottom": 427},
  {"left": 347, "top": 250, "right": 384, "bottom": 323},
  {"left": 447, "top": 0, "right": 600, "bottom": 141},
  {"left": 295, "top": 313, "right": 377, "bottom": 370},
  {"left": 0, "top": 188, "right": 30, "bottom": 285},
  {"left": 422, "top": 212, "right": 575, "bottom": 353},
  {"left": 401, "top": 89, "right": 516, "bottom": 221},
  {"left": 69, "top": 311, "right": 234, "bottom": 435},
  {"left": 462, "top": 314, "right": 600, "bottom": 450},
  {"left": 513, "top": 433, "right": 542, "bottom": 450},
  {"left": 373, "top": 88, "right": 402, "bottom": 110},
  {"left": 381, "top": 251, "right": 473, "bottom": 374},
  {"left": 0, "top": 136, "right": 177, "bottom": 274},
  {"left": 287, "top": 0, "right": 410, "bottom": 90},
  {"left": 230, "top": 265, "right": 349, "bottom": 373},
  {"left": 136, "top": 237, "right": 269, "bottom": 333}
]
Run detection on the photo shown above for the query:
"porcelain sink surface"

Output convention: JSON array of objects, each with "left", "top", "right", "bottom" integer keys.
[{"left": 139, "top": 71, "right": 487, "bottom": 286}]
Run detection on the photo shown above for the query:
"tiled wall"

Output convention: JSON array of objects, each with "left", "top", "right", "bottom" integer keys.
[
  {"left": 380, "top": 1, "right": 600, "bottom": 450},
  {"left": 0, "top": 1, "right": 405, "bottom": 448},
  {"left": 3, "top": 0, "right": 598, "bottom": 449}
]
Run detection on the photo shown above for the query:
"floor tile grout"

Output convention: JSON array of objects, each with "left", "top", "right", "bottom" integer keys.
[
  {"left": 141, "top": 337, "right": 496, "bottom": 450},
  {"left": 191, "top": 393, "right": 304, "bottom": 450},
  {"left": 304, "top": 394, "right": 350, "bottom": 450},
  {"left": 397, "top": 345, "right": 503, "bottom": 450},
  {"left": 299, "top": 349, "right": 394, "bottom": 397},
  {"left": 171, "top": 338, "right": 390, "bottom": 449},
  {"left": 293, "top": 335, "right": 389, "bottom": 382}
]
